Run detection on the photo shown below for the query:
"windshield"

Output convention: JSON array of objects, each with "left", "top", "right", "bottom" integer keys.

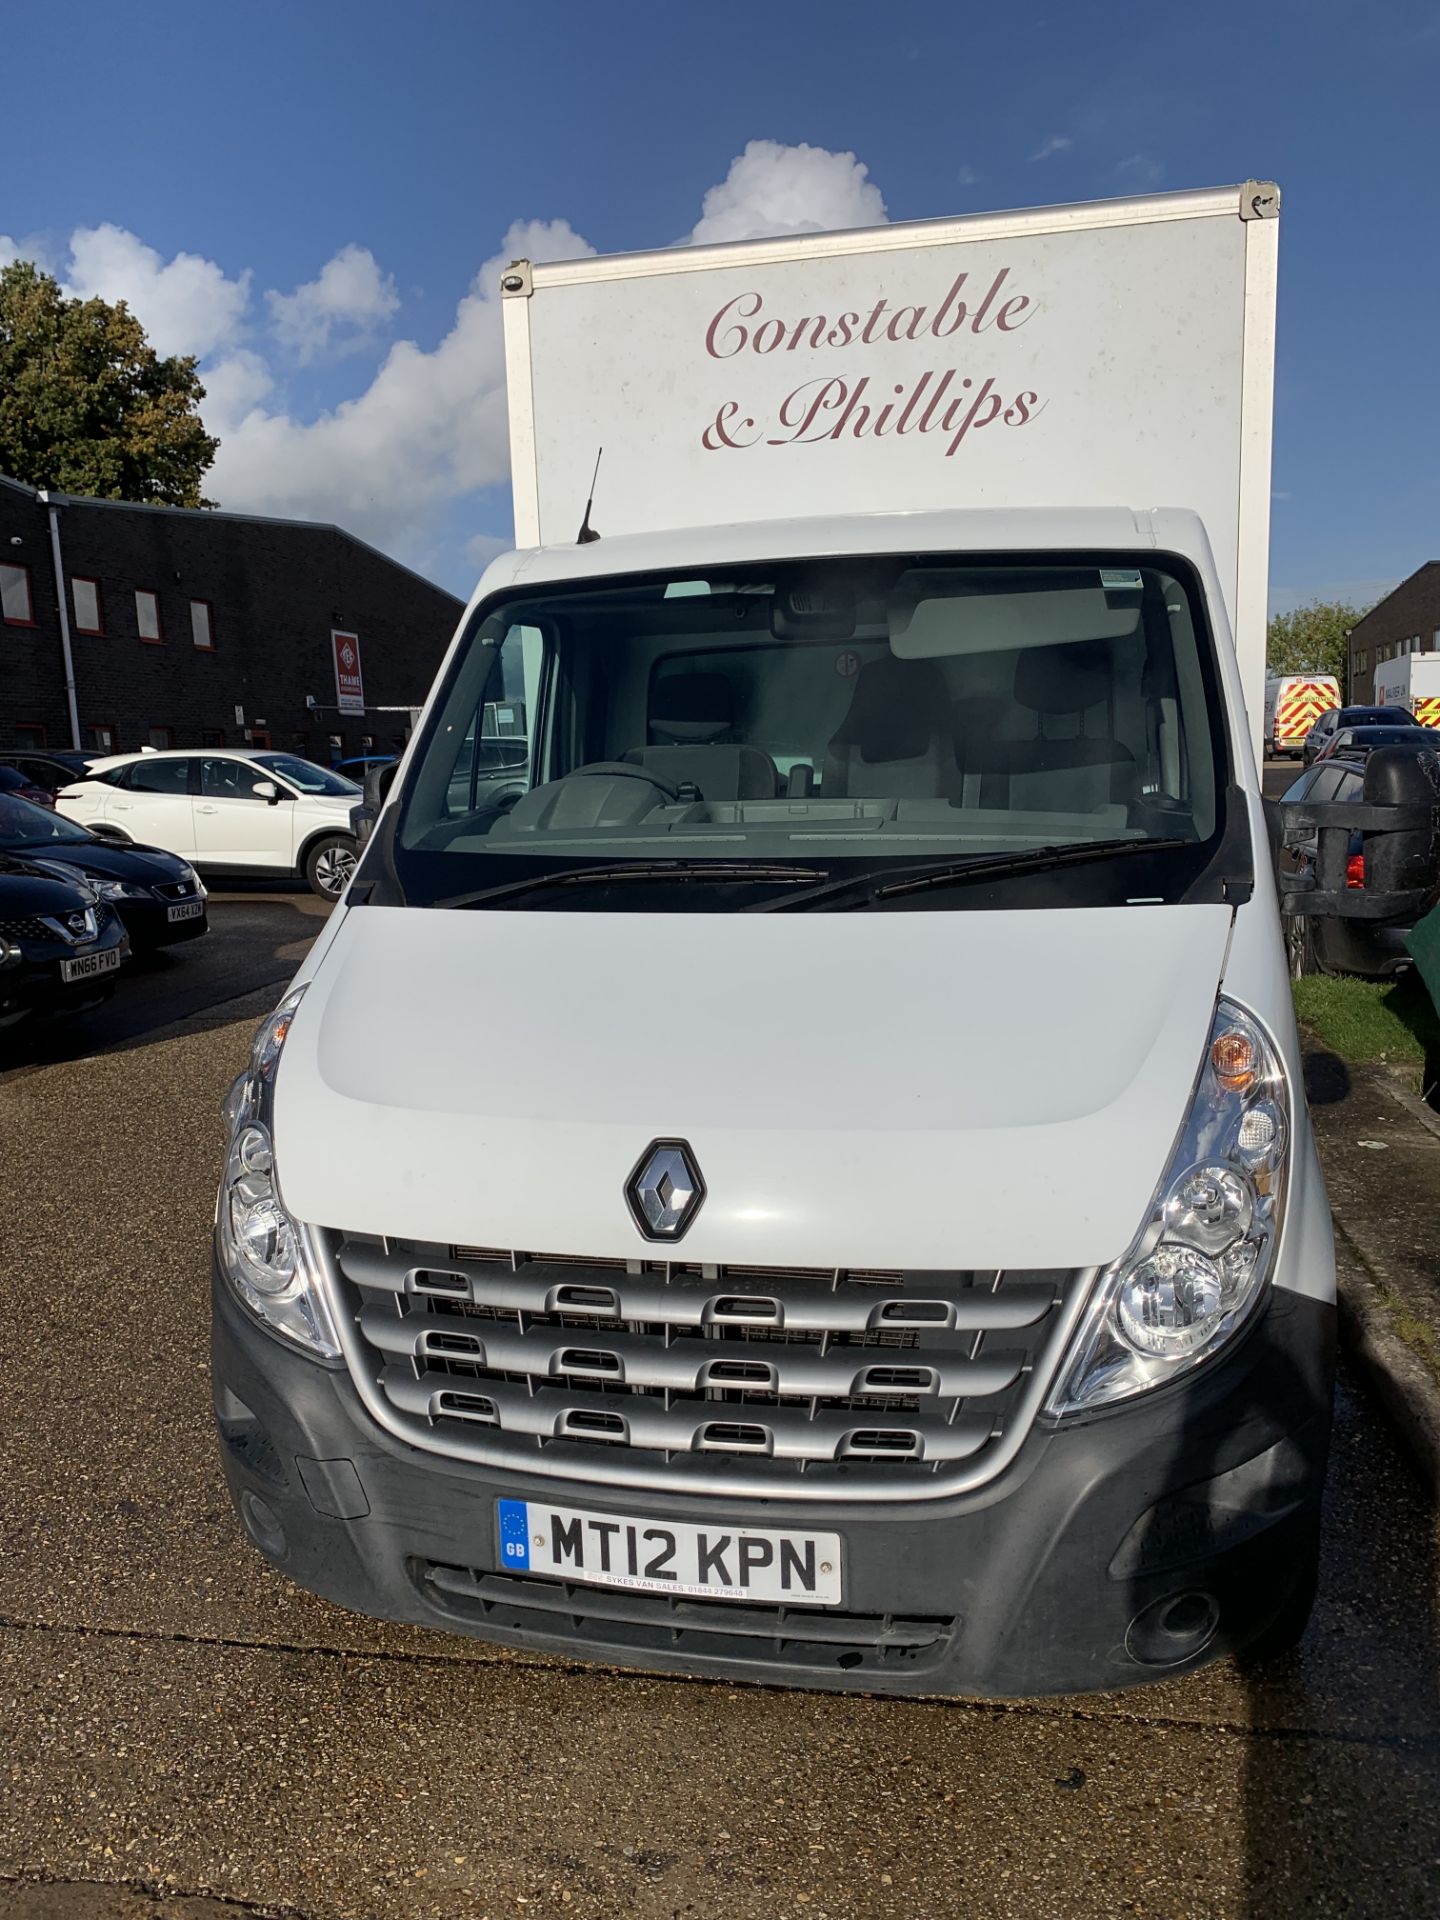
[
  {"left": 391, "top": 553, "right": 1231, "bottom": 909},
  {"left": 0, "top": 793, "right": 91, "bottom": 847},
  {"left": 255, "top": 754, "right": 360, "bottom": 796}
]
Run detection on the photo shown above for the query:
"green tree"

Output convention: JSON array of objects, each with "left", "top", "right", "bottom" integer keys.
[
  {"left": 0, "top": 261, "right": 218, "bottom": 506},
  {"left": 1266, "top": 599, "right": 1371, "bottom": 682}
]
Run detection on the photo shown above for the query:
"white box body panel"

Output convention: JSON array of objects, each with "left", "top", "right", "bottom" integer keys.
[
  {"left": 505, "top": 185, "right": 1278, "bottom": 747},
  {"left": 1376, "top": 653, "right": 1440, "bottom": 716}
]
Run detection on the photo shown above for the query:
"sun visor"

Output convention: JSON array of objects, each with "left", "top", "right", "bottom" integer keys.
[{"left": 890, "top": 584, "right": 1140, "bottom": 660}]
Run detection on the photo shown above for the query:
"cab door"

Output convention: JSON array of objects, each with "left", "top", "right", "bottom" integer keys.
[
  {"left": 105, "top": 756, "right": 198, "bottom": 853},
  {"left": 193, "top": 756, "right": 293, "bottom": 869}
]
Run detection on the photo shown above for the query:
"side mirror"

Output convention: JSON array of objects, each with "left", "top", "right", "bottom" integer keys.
[
  {"left": 364, "top": 761, "right": 398, "bottom": 809},
  {"left": 252, "top": 779, "right": 280, "bottom": 803},
  {"left": 354, "top": 761, "right": 398, "bottom": 846}
]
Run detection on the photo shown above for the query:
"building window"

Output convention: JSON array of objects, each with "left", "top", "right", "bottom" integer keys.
[
  {"left": 147, "top": 725, "right": 174, "bottom": 750},
  {"left": 135, "top": 590, "right": 163, "bottom": 641},
  {"left": 14, "top": 723, "right": 47, "bottom": 749},
  {"left": 71, "top": 577, "right": 104, "bottom": 634},
  {"left": 1, "top": 561, "right": 35, "bottom": 625},
  {"left": 190, "top": 599, "right": 215, "bottom": 649},
  {"left": 201, "top": 728, "right": 225, "bottom": 747},
  {"left": 83, "top": 724, "right": 117, "bottom": 754}
]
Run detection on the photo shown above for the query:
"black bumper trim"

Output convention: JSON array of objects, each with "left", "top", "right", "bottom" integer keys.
[{"left": 211, "top": 1265, "right": 1335, "bottom": 1698}]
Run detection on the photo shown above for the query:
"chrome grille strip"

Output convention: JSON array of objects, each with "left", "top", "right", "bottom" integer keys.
[
  {"left": 337, "top": 1241, "right": 1058, "bottom": 1333},
  {"left": 320, "top": 1231, "right": 1094, "bottom": 1501},
  {"left": 382, "top": 1368, "right": 996, "bottom": 1463},
  {"left": 358, "top": 1301, "right": 1026, "bottom": 1399}
]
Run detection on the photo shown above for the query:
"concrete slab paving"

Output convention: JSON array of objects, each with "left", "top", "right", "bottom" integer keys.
[
  {"left": 4, "top": 1622, "right": 1439, "bottom": 1920},
  {"left": 2, "top": 959, "right": 1440, "bottom": 1916}
]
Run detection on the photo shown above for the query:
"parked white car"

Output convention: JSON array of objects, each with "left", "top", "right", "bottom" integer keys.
[{"left": 55, "top": 749, "right": 362, "bottom": 899}]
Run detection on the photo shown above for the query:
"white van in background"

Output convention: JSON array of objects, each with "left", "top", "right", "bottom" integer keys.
[
  {"left": 1263, "top": 675, "right": 1340, "bottom": 757},
  {"left": 209, "top": 184, "right": 1337, "bottom": 1697}
]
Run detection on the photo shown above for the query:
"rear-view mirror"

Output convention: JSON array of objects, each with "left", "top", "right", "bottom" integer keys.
[{"left": 252, "top": 779, "right": 280, "bottom": 802}]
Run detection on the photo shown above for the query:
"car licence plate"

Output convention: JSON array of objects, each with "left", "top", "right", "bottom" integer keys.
[
  {"left": 497, "top": 1499, "right": 842, "bottom": 1606},
  {"left": 167, "top": 900, "right": 205, "bottom": 922},
  {"left": 59, "top": 948, "right": 120, "bottom": 983}
]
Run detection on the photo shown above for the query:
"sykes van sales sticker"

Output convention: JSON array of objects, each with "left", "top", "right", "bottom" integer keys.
[{"left": 496, "top": 1499, "right": 842, "bottom": 1606}]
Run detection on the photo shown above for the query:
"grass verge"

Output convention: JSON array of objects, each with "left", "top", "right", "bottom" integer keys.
[{"left": 1293, "top": 969, "right": 1440, "bottom": 1097}]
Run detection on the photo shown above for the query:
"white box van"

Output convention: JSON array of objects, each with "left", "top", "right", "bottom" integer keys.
[
  {"left": 1376, "top": 652, "right": 1440, "bottom": 729},
  {"left": 1264, "top": 674, "right": 1340, "bottom": 757},
  {"left": 212, "top": 183, "right": 1337, "bottom": 1696}
]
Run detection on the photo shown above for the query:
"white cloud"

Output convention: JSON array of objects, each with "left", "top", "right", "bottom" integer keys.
[
  {"left": 62, "top": 223, "right": 251, "bottom": 358},
  {"left": 199, "top": 349, "right": 275, "bottom": 421},
  {"left": 266, "top": 244, "right": 400, "bottom": 363},
  {"left": 1030, "top": 135, "right": 1072, "bottom": 162},
  {"left": 23, "top": 141, "right": 894, "bottom": 577},
  {"left": 0, "top": 232, "right": 60, "bottom": 274},
  {"left": 464, "top": 531, "right": 512, "bottom": 573},
  {"left": 210, "top": 142, "right": 889, "bottom": 566},
  {"left": 1115, "top": 153, "right": 1164, "bottom": 187},
  {"left": 205, "top": 219, "right": 594, "bottom": 555},
  {"left": 687, "top": 139, "right": 886, "bottom": 244}
]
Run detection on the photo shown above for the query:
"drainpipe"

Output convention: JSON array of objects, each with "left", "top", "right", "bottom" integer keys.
[{"left": 37, "top": 491, "right": 82, "bottom": 751}]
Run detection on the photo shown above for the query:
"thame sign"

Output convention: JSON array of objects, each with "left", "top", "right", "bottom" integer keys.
[{"left": 332, "top": 630, "right": 364, "bottom": 715}]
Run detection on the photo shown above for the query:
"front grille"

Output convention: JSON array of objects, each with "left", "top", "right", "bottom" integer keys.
[
  {"left": 417, "top": 1563, "right": 956, "bottom": 1675},
  {"left": 153, "top": 879, "right": 195, "bottom": 900},
  {"left": 0, "top": 916, "right": 48, "bottom": 941},
  {"left": 325, "top": 1234, "right": 1083, "bottom": 1497}
]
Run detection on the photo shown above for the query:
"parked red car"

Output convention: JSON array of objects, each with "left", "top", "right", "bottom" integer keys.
[{"left": 0, "top": 764, "right": 54, "bottom": 810}]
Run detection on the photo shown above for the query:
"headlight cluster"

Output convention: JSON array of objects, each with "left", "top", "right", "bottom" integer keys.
[
  {"left": 1048, "top": 999, "right": 1289, "bottom": 1415},
  {"left": 216, "top": 986, "right": 340, "bottom": 1359},
  {"left": 97, "top": 880, "right": 154, "bottom": 901}
]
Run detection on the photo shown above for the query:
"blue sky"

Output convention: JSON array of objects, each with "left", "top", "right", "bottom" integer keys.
[{"left": 5, "top": 0, "right": 1439, "bottom": 612}]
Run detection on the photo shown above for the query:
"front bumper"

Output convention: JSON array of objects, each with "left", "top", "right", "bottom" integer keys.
[
  {"left": 0, "top": 928, "right": 130, "bottom": 1024},
  {"left": 119, "top": 900, "right": 210, "bottom": 948},
  {"left": 213, "top": 1266, "right": 1335, "bottom": 1698},
  {"left": 1318, "top": 914, "right": 1419, "bottom": 979}
]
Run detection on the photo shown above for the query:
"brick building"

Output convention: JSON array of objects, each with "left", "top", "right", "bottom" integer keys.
[
  {"left": 1345, "top": 562, "right": 1440, "bottom": 704},
  {"left": 0, "top": 475, "right": 464, "bottom": 761}
]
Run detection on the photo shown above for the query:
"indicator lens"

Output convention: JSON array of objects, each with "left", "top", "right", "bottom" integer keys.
[{"left": 1211, "top": 1029, "right": 1257, "bottom": 1090}]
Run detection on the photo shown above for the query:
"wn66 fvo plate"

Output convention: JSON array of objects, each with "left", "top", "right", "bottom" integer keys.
[{"left": 496, "top": 1499, "right": 842, "bottom": 1606}]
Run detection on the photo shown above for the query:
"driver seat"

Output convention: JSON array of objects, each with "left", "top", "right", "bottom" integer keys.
[{"left": 623, "top": 672, "right": 778, "bottom": 800}]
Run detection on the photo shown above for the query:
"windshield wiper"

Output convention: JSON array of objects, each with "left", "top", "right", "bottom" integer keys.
[
  {"left": 435, "top": 860, "right": 829, "bottom": 909},
  {"left": 753, "top": 838, "right": 1196, "bottom": 911}
]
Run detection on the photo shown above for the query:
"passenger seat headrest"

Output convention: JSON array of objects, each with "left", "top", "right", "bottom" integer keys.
[
  {"left": 1013, "top": 641, "right": 1112, "bottom": 715},
  {"left": 830, "top": 655, "right": 949, "bottom": 764},
  {"left": 650, "top": 672, "right": 735, "bottom": 742}
]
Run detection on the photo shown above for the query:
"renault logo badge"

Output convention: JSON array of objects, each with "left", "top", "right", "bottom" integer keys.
[{"left": 626, "top": 1140, "right": 705, "bottom": 1241}]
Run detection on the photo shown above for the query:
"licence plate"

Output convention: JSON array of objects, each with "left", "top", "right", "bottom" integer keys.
[
  {"left": 60, "top": 948, "right": 120, "bottom": 983},
  {"left": 497, "top": 1499, "right": 842, "bottom": 1606},
  {"left": 167, "top": 900, "right": 205, "bottom": 922}
]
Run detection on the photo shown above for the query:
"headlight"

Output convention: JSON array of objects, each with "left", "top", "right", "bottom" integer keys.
[
  {"left": 1047, "top": 998, "right": 1289, "bottom": 1416},
  {"left": 216, "top": 986, "right": 340, "bottom": 1359},
  {"left": 97, "top": 880, "right": 153, "bottom": 901}
]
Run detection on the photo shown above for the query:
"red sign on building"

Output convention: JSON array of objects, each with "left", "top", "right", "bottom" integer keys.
[{"left": 332, "top": 629, "right": 364, "bottom": 715}]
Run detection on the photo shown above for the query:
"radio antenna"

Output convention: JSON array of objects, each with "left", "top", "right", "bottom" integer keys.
[{"left": 576, "top": 447, "right": 603, "bottom": 545}]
